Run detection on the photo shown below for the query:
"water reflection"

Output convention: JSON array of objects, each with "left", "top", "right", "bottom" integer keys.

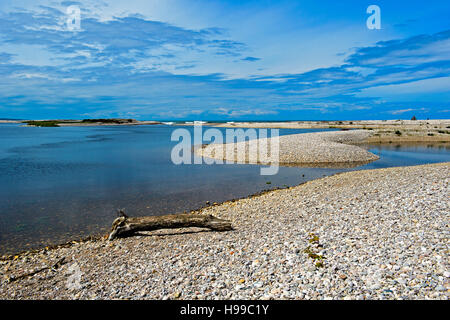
[{"left": 0, "top": 124, "right": 449, "bottom": 254}]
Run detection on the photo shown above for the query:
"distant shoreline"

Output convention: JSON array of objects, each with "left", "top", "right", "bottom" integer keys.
[
  {"left": 178, "top": 119, "right": 450, "bottom": 142},
  {"left": 0, "top": 119, "right": 162, "bottom": 126},
  {"left": 3, "top": 118, "right": 450, "bottom": 142}
]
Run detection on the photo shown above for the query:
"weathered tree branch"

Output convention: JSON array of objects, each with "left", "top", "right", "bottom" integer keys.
[{"left": 108, "top": 213, "right": 233, "bottom": 240}]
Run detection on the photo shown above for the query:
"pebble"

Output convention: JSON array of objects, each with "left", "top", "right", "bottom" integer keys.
[{"left": 1, "top": 162, "right": 448, "bottom": 300}]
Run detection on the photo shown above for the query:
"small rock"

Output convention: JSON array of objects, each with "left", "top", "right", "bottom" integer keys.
[{"left": 371, "top": 283, "right": 381, "bottom": 290}]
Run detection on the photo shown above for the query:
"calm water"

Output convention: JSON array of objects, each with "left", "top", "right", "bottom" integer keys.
[{"left": 0, "top": 124, "right": 449, "bottom": 254}]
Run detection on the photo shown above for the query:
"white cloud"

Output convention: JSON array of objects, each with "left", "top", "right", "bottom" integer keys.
[{"left": 357, "top": 76, "right": 450, "bottom": 99}]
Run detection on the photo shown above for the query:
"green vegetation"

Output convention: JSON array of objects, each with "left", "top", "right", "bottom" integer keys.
[
  {"left": 428, "top": 133, "right": 435, "bottom": 136},
  {"left": 23, "top": 118, "right": 136, "bottom": 127},
  {"left": 395, "top": 130, "right": 402, "bottom": 136},
  {"left": 304, "top": 247, "right": 325, "bottom": 261},
  {"left": 308, "top": 233, "right": 320, "bottom": 244},
  {"left": 24, "top": 120, "right": 60, "bottom": 127},
  {"left": 304, "top": 233, "right": 325, "bottom": 268}
]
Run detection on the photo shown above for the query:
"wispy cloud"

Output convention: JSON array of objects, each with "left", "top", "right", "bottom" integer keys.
[
  {"left": 0, "top": 6, "right": 247, "bottom": 69},
  {"left": 241, "top": 56, "right": 260, "bottom": 62},
  {"left": 388, "top": 108, "right": 428, "bottom": 115},
  {"left": 0, "top": 1, "right": 449, "bottom": 120}
]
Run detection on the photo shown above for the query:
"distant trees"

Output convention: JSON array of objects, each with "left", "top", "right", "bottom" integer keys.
[{"left": 24, "top": 120, "right": 60, "bottom": 127}]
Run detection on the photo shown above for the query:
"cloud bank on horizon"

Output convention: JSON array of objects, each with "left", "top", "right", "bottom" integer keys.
[{"left": 0, "top": 0, "right": 449, "bottom": 120}]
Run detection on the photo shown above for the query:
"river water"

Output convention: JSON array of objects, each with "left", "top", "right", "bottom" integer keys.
[{"left": 0, "top": 123, "right": 449, "bottom": 254}]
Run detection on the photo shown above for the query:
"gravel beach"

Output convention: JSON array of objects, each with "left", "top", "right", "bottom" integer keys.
[
  {"left": 1, "top": 162, "right": 448, "bottom": 300},
  {"left": 182, "top": 119, "right": 450, "bottom": 143},
  {"left": 196, "top": 130, "right": 380, "bottom": 167}
]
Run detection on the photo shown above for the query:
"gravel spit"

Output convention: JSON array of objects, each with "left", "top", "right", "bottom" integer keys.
[
  {"left": 0, "top": 162, "right": 448, "bottom": 300},
  {"left": 196, "top": 130, "right": 379, "bottom": 167}
]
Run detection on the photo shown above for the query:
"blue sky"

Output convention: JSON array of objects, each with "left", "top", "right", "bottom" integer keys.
[{"left": 0, "top": 0, "right": 449, "bottom": 120}]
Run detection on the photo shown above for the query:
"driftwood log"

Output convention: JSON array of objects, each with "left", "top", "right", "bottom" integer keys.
[{"left": 108, "top": 210, "right": 232, "bottom": 240}]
